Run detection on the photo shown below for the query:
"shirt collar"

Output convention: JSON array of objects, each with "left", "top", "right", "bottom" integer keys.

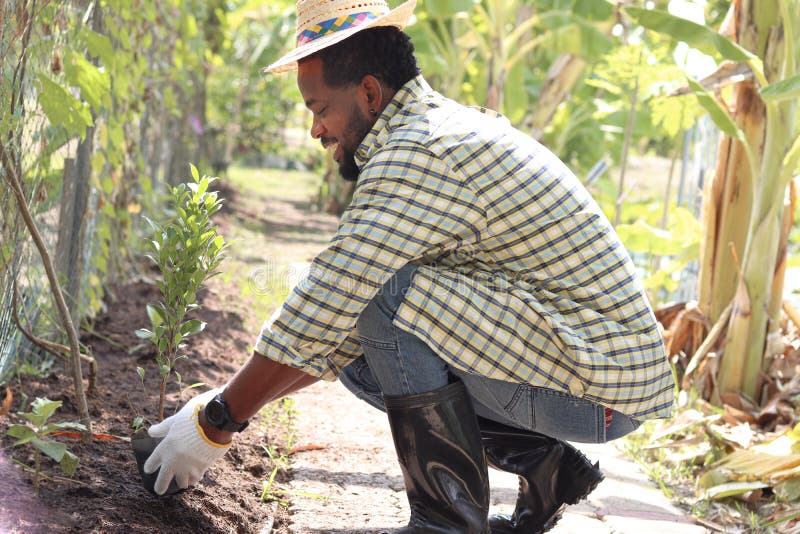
[{"left": 354, "top": 75, "right": 433, "bottom": 169}]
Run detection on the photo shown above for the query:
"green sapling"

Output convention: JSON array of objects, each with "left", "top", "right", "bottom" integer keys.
[
  {"left": 6, "top": 397, "right": 85, "bottom": 495},
  {"left": 135, "top": 165, "right": 229, "bottom": 420}
]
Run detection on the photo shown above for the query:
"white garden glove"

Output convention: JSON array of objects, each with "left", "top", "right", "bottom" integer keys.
[{"left": 143, "top": 387, "right": 232, "bottom": 495}]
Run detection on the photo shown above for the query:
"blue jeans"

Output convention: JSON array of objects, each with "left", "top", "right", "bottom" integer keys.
[{"left": 340, "top": 264, "right": 640, "bottom": 443}]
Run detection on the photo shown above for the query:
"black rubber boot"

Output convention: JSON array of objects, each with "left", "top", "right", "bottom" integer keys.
[
  {"left": 479, "top": 418, "right": 604, "bottom": 534},
  {"left": 384, "top": 381, "right": 491, "bottom": 534}
]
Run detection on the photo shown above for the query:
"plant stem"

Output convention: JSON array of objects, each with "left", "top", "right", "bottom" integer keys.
[
  {"left": 0, "top": 145, "right": 93, "bottom": 441},
  {"left": 158, "top": 372, "right": 169, "bottom": 421},
  {"left": 12, "top": 281, "right": 98, "bottom": 393},
  {"left": 33, "top": 448, "right": 41, "bottom": 497}
]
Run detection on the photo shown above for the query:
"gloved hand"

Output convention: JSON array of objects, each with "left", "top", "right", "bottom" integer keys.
[{"left": 143, "top": 388, "right": 232, "bottom": 495}]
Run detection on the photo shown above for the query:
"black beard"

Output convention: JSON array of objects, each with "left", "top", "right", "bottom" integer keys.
[
  {"left": 337, "top": 110, "right": 374, "bottom": 182},
  {"left": 338, "top": 150, "right": 360, "bottom": 182}
]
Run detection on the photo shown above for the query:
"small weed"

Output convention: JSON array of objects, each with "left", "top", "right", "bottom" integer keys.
[
  {"left": 5, "top": 398, "right": 85, "bottom": 495},
  {"left": 257, "top": 397, "right": 325, "bottom": 504}
]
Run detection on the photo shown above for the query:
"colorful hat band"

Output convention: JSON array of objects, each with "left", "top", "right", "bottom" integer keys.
[{"left": 296, "top": 11, "right": 382, "bottom": 46}]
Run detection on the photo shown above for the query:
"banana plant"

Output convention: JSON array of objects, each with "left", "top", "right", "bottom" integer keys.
[
  {"left": 406, "top": 0, "right": 476, "bottom": 102},
  {"left": 625, "top": 1, "right": 800, "bottom": 403},
  {"left": 411, "top": 0, "right": 615, "bottom": 119}
]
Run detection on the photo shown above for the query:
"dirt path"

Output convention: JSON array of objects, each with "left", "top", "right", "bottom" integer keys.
[{"left": 283, "top": 381, "right": 408, "bottom": 533}]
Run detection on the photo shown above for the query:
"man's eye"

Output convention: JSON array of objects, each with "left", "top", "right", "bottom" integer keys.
[{"left": 317, "top": 107, "right": 327, "bottom": 117}]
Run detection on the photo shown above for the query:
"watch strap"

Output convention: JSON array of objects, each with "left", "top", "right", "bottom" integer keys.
[{"left": 205, "top": 394, "right": 250, "bottom": 433}]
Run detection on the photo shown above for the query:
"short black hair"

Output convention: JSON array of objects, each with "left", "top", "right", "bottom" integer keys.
[{"left": 305, "top": 26, "right": 421, "bottom": 90}]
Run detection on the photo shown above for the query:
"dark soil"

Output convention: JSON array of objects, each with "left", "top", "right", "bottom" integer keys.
[{"left": 0, "top": 276, "right": 289, "bottom": 532}]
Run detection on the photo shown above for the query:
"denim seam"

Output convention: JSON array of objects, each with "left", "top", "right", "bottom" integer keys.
[
  {"left": 356, "top": 336, "right": 397, "bottom": 350},
  {"left": 600, "top": 406, "right": 605, "bottom": 442},
  {"left": 503, "top": 384, "right": 533, "bottom": 428},
  {"left": 393, "top": 326, "right": 412, "bottom": 394}
]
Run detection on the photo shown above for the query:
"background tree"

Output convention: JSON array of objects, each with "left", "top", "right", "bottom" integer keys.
[{"left": 628, "top": 1, "right": 800, "bottom": 405}]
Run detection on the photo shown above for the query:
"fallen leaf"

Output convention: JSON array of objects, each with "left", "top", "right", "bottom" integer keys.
[
  {"left": 722, "top": 404, "right": 757, "bottom": 425},
  {"left": 700, "top": 481, "right": 770, "bottom": 500},
  {"left": 288, "top": 443, "right": 326, "bottom": 455},
  {"left": 0, "top": 386, "right": 11, "bottom": 417},
  {"left": 774, "top": 477, "right": 800, "bottom": 501},
  {"left": 708, "top": 422, "right": 754, "bottom": 448},
  {"left": 50, "top": 430, "right": 130, "bottom": 442},
  {"left": 650, "top": 409, "right": 719, "bottom": 442}
]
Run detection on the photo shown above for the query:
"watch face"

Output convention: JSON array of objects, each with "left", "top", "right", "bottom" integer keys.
[{"left": 205, "top": 399, "right": 226, "bottom": 426}]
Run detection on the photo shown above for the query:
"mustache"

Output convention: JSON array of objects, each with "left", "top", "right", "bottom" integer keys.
[{"left": 321, "top": 137, "right": 337, "bottom": 150}]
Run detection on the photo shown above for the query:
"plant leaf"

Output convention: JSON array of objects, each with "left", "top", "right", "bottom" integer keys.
[
  {"left": 180, "top": 319, "right": 206, "bottom": 337},
  {"left": 146, "top": 304, "right": 165, "bottom": 328},
  {"left": 32, "top": 438, "right": 67, "bottom": 462},
  {"left": 37, "top": 74, "right": 94, "bottom": 140},
  {"left": 60, "top": 450, "right": 79, "bottom": 475},
  {"left": 135, "top": 328, "right": 154, "bottom": 340},
  {"left": 759, "top": 74, "right": 800, "bottom": 102},
  {"left": 688, "top": 78, "right": 743, "bottom": 140},
  {"left": 78, "top": 27, "right": 114, "bottom": 65},
  {"left": 48, "top": 421, "right": 86, "bottom": 432},
  {"left": 623, "top": 7, "right": 755, "bottom": 62},
  {"left": 64, "top": 48, "right": 111, "bottom": 111},
  {"left": 23, "top": 398, "right": 62, "bottom": 427},
  {"left": 700, "top": 481, "right": 770, "bottom": 500},
  {"left": 7, "top": 424, "right": 36, "bottom": 445}
]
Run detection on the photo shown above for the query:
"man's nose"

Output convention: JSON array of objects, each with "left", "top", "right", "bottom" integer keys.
[{"left": 310, "top": 117, "right": 324, "bottom": 139}]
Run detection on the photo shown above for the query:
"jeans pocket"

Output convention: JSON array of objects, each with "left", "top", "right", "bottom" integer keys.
[
  {"left": 528, "top": 387, "right": 607, "bottom": 443},
  {"left": 502, "top": 384, "right": 534, "bottom": 428}
]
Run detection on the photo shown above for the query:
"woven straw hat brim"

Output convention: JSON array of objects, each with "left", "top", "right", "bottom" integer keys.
[{"left": 264, "top": 0, "right": 416, "bottom": 74}]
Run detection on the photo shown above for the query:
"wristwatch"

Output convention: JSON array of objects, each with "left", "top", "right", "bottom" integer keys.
[{"left": 204, "top": 393, "right": 250, "bottom": 432}]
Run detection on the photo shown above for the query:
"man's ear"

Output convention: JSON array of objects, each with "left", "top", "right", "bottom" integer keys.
[{"left": 360, "top": 75, "right": 384, "bottom": 114}]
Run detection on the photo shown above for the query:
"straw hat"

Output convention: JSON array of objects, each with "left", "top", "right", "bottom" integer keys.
[{"left": 264, "top": 0, "right": 417, "bottom": 73}]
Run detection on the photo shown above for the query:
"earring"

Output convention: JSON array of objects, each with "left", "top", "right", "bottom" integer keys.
[{"left": 369, "top": 108, "right": 377, "bottom": 116}]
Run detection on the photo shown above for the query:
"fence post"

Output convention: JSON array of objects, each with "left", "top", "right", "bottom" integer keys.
[{"left": 56, "top": 131, "right": 94, "bottom": 327}]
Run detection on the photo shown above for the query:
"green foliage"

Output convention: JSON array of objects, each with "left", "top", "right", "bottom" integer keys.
[
  {"left": 206, "top": 0, "right": 298, "bottom": 162},
  {"left": 760, "top": 74, "right": 800, "bottom": 103},
  {"left": 617, "top": 206, "right": 702, "bottom": 297},
  {"left": 650, "top": 94, "right": 700, "bottom": 139},
  {"left": 37, "top": 74, "right": 94, "bottom": 141},
  {"left": 549, "top": 38, "right": 690, "bottom": 174},
  {"left": 623, "top": 7, "right": 755, "bottom": 62},
  {"left": 63, "top": 48, "right": 111, "bottom": 112},
  {"left": 538, "top": 11, "right": 614, "bottom": 60},
  {"left": 688, "top": 79, "right": 744, "bottom": 141},
  {"left": 136, "top": 166, "right": 229, "bottom": 420},
  {"left": 6, "top": 398, "right": 85, "bottom": 494}
]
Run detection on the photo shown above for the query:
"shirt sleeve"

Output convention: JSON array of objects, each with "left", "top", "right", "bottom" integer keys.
[{"left": 253, "top": 143, "right": 485, "bottom": 378}]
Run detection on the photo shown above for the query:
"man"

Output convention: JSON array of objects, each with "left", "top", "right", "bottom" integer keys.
[{"left": 143, "top": 0, "right": 675, "bottom": 532}]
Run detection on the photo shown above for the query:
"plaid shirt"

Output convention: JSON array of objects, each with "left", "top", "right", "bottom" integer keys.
[{"left": 255, "top": 76, "right": 674, "bottom": 420}]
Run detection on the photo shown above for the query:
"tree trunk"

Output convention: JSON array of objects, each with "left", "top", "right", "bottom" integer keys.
[
  {"left": 696, "top": 81, "right": 763, "bottom": 324},
  {"left": 716, "top": 0, "right": 798, "bottom": 402},
  {"left": 768, "top": 180, "right": 796, "bottom": 327}
]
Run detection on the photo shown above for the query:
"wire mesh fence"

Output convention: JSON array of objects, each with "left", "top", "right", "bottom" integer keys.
[
  {"left": 0, "top": 0, "right": 205, "bottom": 385},
  {"left": 1, "top": 0, "right": 77, "bottom": 382}
]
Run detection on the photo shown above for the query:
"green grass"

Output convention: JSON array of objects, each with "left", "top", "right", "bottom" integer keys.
[
  {"left": 225, "top": 165, "right": 320, "bottom": 202},
  {"left": 216, "top": 165, "right": 323, "bottom": 332}
]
